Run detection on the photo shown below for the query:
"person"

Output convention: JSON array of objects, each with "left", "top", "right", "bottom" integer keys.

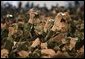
[
  {"left": 26, "top": 8, "right": 38, "bottom": 40},
  {"left": 44, "top": 12, "right": 71, "bottom": 42}
]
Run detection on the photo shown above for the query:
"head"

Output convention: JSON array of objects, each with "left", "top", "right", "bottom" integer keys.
[
  {"left": 51, "top": 12, "right": 71, "bottom": 32},
  {"left": 55, "top": 12, "right": 71, "bottom": 23},
  {"left": 27, "top": 8, "right": 39, "bottom": 18}
]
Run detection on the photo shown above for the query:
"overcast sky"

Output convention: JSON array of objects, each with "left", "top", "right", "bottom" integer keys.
[{"left": 1, "top": 1, "right": 84, "bottom": 9}]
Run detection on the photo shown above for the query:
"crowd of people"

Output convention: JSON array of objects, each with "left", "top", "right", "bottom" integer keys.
[{"left": 1, "top": 1, "right": 84, "bottom": 58}]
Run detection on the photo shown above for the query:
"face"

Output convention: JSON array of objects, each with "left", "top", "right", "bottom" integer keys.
[
  {"left": 51, "top": 12, "right": 70, "bottom": 32},
  {"left": 55, "top": 12, "right": 70, "bottom": 23},
  {"left": 8, "top": 26, "right": 15, "bottom": 36},
  {"left": 28, "top": 9, "right": 36, "bottom": 18}
]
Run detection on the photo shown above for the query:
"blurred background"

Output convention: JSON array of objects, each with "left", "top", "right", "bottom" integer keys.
[
  {"left": 1, "top": 1, "right": 84, "bottom": 9},
  {"left": 1, "top": 1, "right": 84, "bottom": 20}
]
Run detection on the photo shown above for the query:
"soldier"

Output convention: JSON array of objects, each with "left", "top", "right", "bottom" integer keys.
[
  {"left": 26, "top": 8, "right": 39, "bottom": 40},
  {"left": 44, "top": 12, "right": 71, "bottom": 42}
]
